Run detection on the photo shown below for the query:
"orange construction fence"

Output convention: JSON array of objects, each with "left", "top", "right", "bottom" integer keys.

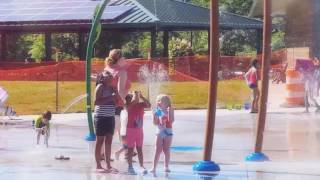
[{"left": 0, "top": 51, "right": 286, "bottom": 82}]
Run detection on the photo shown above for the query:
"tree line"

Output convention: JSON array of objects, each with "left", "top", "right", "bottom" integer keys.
[{"left": 6, "top": 0, "right": 284, "bottom": 62}]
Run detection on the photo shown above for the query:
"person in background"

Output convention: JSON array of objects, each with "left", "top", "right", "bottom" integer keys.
[
  {"left": 35, "top": 110, "right": 52, "bottom": 147},
  {"left": 245, "top": 59, "right": 260, "bottom": 113}
]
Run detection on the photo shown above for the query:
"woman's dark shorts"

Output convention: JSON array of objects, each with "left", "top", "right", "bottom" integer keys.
[
  {"left": 115, "top": 106, "right": 123, "bottom": 116},
  {"left": 94, "top": 116, "right": 115, "bottom": 136}
]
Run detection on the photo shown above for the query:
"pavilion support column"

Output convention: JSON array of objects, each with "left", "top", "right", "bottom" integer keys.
[
  {"left": 78, "top": 32, "right": 86, "bottom": 60},
  {"left": 151, "top": 29, "right": 157, "bottom": 58},
  {"left": 1, "top": 32, "right": 7, "bottom": 61},
  {"left": 45, "top": 32, "right": 52, "bottom": 61},
  {"left": 256, "top": 29, "right": 263, "bottom": 54},
  {"left": 163, "top": 30, "right": 169, "bottom": 57},
  {"left": 190, "top": 31, "right": 193, "bottom": 47}
]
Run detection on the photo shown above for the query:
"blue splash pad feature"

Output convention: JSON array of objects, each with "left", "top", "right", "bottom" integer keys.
[
  {"left": 245, "top": 152, "right": 270, "bottom": 162},
  {"left": 85, "top": 133, "right": 96, "bottom": 141},
  {"left": 193, "top": 161, "right": 220, "bottom": 172},
  {"left": 171, "top": 146, "right": 203, "bottom": 152}
]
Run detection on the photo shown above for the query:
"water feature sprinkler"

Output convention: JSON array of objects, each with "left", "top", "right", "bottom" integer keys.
[
  {"left": 245, "top": 152, "right": 269, "bottom": 161},
  {"left": 245, "top": 0, "right": 271, "bottom": 162},
  {"left": 84, "top": 0, "right": 109, "bottom": 141},
  {"left": 193, "top": 0, "right": 220, "bottom": 173}
]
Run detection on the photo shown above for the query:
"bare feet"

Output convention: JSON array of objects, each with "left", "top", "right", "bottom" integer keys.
[
  {"left": 115, "top": 152, "right": 120, "bottom": 160},
  {"left": 149, "top": 168, "right": 156, "bottom": 173},
  {"left": 96, "top": 168, "right": 107, "bottom": 173},
  {"left": 140, "top": 166, "right": 148, "bottom": 174},
  {"left": 107, "top": 167, "right": 119, "bottom": 174}
]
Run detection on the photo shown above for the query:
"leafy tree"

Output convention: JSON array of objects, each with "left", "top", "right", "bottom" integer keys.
[
  {"left": 169, "top": 37, "right": 191, "bottom": 57},
  {"left": 29, "top": 35, "right": 45, "bottom": 62},
  {"left": 189, "top": 0, "right": 209, "bottom": 8},
  {"left": 272, "top": 31, "right": 285, "bottom": 51},
  {"left": 271, "top": 18, "right": 286, "bottom": 51},
  {"left": 219, "top": 0, "right": 253, "bottom": 15},
  {"left": 191, "top": 31, "right": 208, "bottom": 55},
  {"left": 133, "top": 32, "right": 163, "bottom": 58},
  {"left": 122, "top": 33, "right": 142, "bottom": 58},
  {"left": 220, "top": 29, "right": 257, "bottom": 56},
  {"left": 7, "top": 34, "right": 34, "bottom": 60},
  {"left": 94, "top": 31, "right": 127, "bottom": 58},
  {"left": 189, "top": 0, "right": 258, "bottom": 56},
  {"left": 52, "top": 33, "right": 79, "bottom": 60}
]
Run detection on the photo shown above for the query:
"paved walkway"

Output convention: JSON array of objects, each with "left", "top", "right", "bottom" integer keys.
[
  {"left": 1, "top": 82, "right": 320, "bottom": 179},
  {"left": 1, "top": 106, "right": 320, "bottom": 179}
]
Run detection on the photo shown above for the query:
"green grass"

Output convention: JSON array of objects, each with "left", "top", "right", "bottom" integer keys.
[{"left": 0, "top": 80, "right": 250, "bottom": 115}]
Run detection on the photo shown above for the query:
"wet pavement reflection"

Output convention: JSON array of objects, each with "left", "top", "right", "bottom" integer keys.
[{"left": 1, "top": 107, "right": 320, "bottom": 179}]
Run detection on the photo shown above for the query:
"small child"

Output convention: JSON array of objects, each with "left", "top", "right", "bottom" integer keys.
[
  {"left": 114, "top": 94, "right": 133, "bottom": 160},
  {"left": 114, "top": 135, "right": 128, "bottom": 160},
  {"left": 126, "top": 91, "right": 151, "bottom": 174},
  {"left": 35, "top": 110, "right": 52, "bottom": 147},
  {"left": 150, "top": 94, "right": 174, "bottom": 173}
]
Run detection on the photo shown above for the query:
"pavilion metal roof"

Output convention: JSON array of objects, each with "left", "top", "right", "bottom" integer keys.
[{"left": 0, "top": 0, "right": 263, "bottom": 32}]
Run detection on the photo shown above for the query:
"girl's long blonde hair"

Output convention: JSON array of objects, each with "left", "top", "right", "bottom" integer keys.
[
  {"left": 156, "top": 94, "right": 172, "bottom": 107},
  {"left": 105, "top": 49, "right": 122, "bottom": 66}
]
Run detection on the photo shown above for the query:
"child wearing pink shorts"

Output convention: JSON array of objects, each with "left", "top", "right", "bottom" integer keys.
[{"left": 126, "top": 91, "right": 151, "bottom": 174}]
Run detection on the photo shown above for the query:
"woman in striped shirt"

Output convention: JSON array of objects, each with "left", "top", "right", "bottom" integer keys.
[{"left": 94, "top": 71, "right": 122, "bottom": 173}]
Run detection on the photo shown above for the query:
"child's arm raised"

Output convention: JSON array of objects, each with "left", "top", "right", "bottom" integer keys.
[{"left": 139, "top": 92, "right": 151, "bottom": 108}]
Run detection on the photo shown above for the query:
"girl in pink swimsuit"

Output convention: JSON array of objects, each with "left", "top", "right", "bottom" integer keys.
[{"left": 245, "top": 59, "right": 260, "bottom": 113}]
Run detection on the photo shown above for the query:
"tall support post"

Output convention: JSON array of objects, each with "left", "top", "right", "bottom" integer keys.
[
  {"left": 45, "top": 32, "right": 52, "bottom": 61},
  {"left": 85, "top": 0, "right": 109, "bottom": 141},
  {"left": 256, "top": 29, "right": 263, "bottom": 54},
  {"left": 193, "top": 0, "right": 220, "bottom": 172},
  {"left": 207, "top": 29, "right": 210, "bottom": 54},
  {"left": 246, "top": 0, "right": 271, "bottom": 162},
  {"left": 1, "top": 32, "right": 7, "bottom": 61},
  {"left": 163, "top": 30, "right": 169, "bottom": 57},
  {"left": 313, "top": 0, "right": 320, "bottom": 58},
  {"left": 151, "top": 29, "right": 157, "bottom": 58},
  {"left": 78, "top": 32, "right": 86, "bottom": 60}
]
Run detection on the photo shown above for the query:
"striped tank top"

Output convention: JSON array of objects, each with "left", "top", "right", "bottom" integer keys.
[{"left": 94, "top": 85, "right": 116, "bottom": 117}]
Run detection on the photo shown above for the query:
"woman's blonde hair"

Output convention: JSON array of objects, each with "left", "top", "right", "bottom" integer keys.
[
  {"left": 105, "top": 49, "right": 122, "bottom": 66},
  {"left": 156, "top": 94, "right": 172, "bottom": 107}
]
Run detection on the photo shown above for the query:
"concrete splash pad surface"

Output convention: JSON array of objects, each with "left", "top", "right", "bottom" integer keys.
[{"left": 1, "top": 108, "right": 320, "bottom": 179}]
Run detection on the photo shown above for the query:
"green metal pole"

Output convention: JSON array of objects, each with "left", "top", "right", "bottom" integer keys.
[{"left": 85, "top": 0, "right": 109, "bottom": 141}]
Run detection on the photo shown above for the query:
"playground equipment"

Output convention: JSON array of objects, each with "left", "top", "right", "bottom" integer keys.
[{"left": 85, "top": 0, "right": 109, "bottom": 141}]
